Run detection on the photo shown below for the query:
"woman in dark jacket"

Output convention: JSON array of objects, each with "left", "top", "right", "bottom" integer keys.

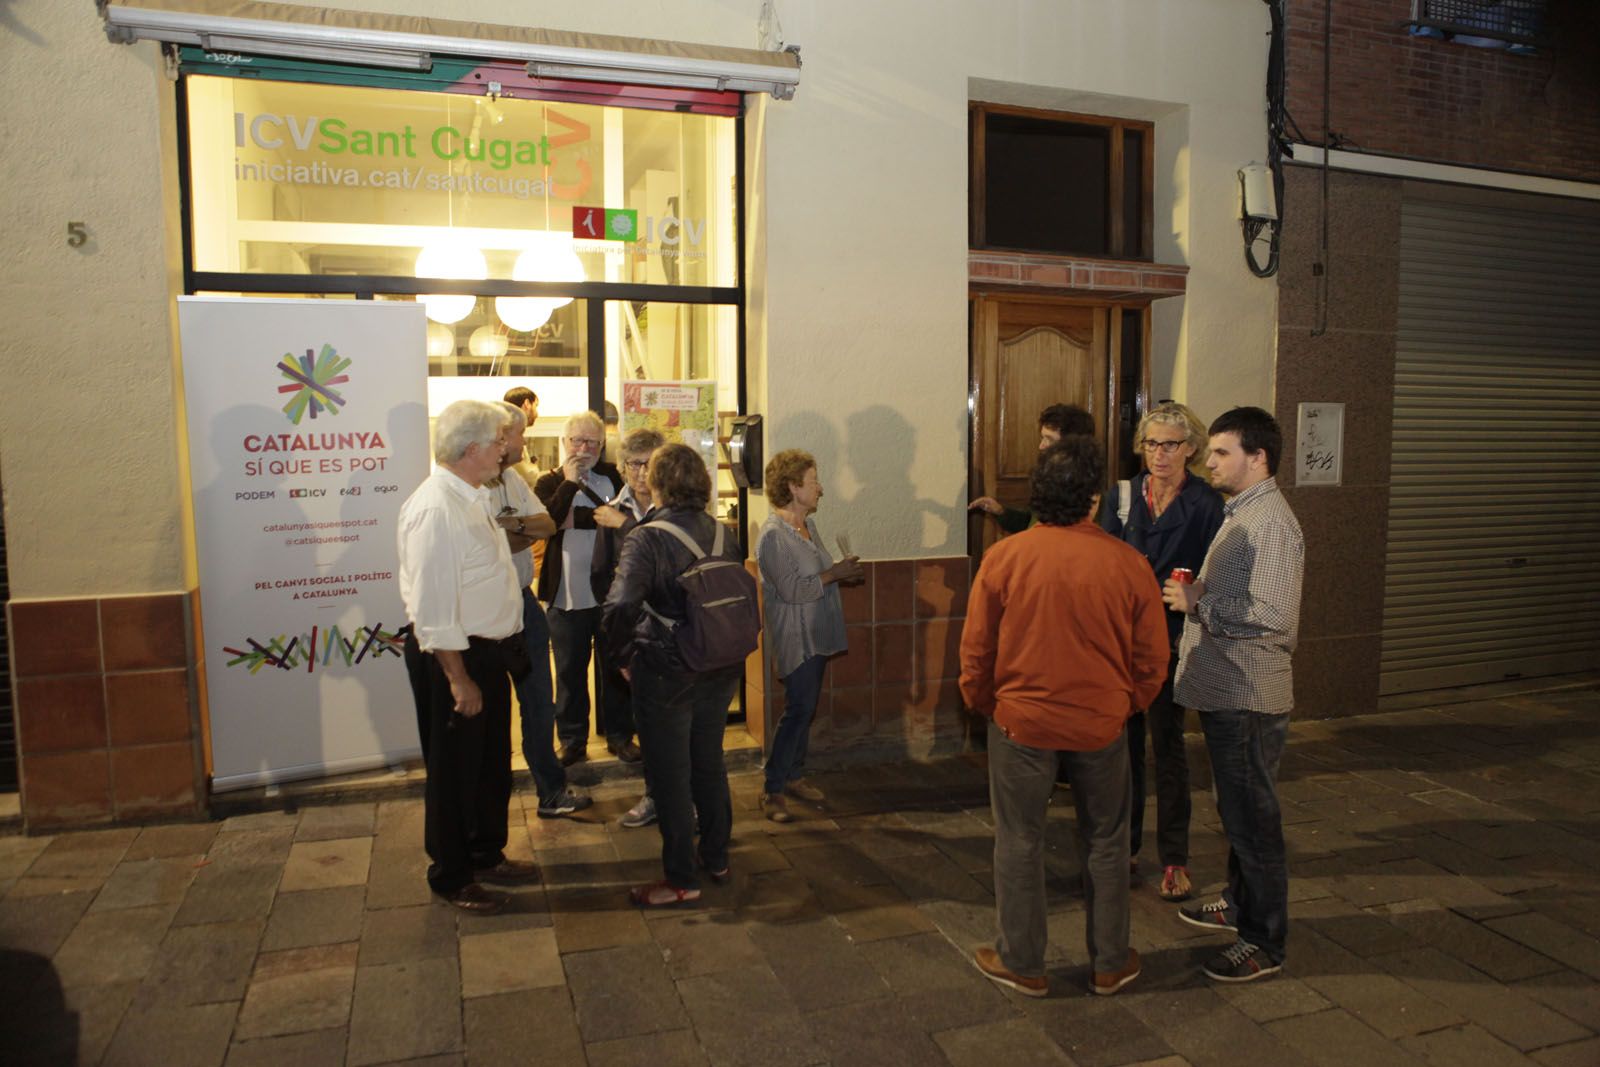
[
  {"left": 1102, "top": 402, "right": 1224, "bottom": 902},
  {"left": 601, "top": 443, "right": 743, "bottom": 906}
]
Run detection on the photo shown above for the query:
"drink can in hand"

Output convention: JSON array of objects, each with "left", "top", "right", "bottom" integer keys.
[{"left": 1170, "top": 567, "right": 1195, "bottom": 585}]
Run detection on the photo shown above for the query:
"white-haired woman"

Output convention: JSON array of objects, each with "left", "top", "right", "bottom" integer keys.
[{"left": 1103, "top": 401, "right": 1224, "bottom": 902}]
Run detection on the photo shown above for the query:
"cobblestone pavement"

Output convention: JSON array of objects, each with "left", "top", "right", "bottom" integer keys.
[{"left": 2, "top": 686, "right": 1597, "bottom": 1066}]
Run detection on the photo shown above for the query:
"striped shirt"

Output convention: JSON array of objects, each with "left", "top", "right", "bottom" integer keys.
[{"left": 1174, "top": 478, "right": 1303, "bottom": 715}]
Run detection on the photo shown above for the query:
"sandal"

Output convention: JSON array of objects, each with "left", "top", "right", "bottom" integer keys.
[
  {"left": 629, "top": 881, "right": 702, "bottom": 908},
  {"left": 1159, "top": 865, "right": 1192, "bottom": 902},
  {"left": 698, "top": 857, "right": 731, "bottom": 885}
]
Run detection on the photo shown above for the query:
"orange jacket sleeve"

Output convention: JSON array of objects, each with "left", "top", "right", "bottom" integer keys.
[
  {"left": 959, "top": 553, "right": 1003, "bottom": 717},
  {"left": 1129, "top": 563, "right": 1171, "bottom": 710}
]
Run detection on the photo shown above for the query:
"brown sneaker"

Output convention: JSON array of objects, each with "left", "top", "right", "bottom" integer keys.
[
  {"left": 760, "top": 793, "right": 793, "bottom": 823},
  {"left": 475, "top": 858, "right": 540, "bottom": 884},
  {"left": 1091, "top": 947, "right": 1141, "bottom": 996},
  {"left": 973, "top": 946, "right": 1048, "bottom": 998},
  {"left": 785, "top": 778, "right": 825, "bottom": 803},
  {"left": 440, "top": 883, "right": 506, "bottom": 914}
]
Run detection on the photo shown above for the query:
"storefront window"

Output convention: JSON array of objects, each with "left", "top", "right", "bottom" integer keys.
[{"left": 185, "top": 75, "right": 738, "bottom": 288}]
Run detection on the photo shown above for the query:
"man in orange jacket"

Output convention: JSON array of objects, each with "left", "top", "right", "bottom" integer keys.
[{"left": 960, "top": 436, "right": 1169, "bottom": 999}]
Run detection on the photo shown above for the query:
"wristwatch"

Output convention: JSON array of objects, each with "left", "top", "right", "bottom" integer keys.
[{"left": 515, "top": 519, "right": 526, "bottom": 534}]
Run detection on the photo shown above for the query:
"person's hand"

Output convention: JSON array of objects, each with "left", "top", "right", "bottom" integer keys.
[
  {"left": 1162, "top": 576, "right": 1205, "bottom": 614},
  {"left": 969, "top": 496, "right": 1003, "bottom": 516},
  {"left": 562, "top": 454, "right": 590, "bottom": 483},
  {"left": 620, "top": 666, "right": 632, "bottom": 683},
  {"left": 449, "top": 675, "right": 484, "bottom": 717},
  {"left": 828, "top": 555, "right": 865, "bottom": 585},
  {"left": 592, "top": 504, "right": 626, "bottom": 529}
]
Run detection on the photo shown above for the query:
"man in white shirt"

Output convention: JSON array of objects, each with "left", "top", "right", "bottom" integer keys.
[
  {"left": 398, "top": 399, "right": 534, "bottom": 914},
  {"left": 488, "top": 403, "right": 593, "bottom": 819}
]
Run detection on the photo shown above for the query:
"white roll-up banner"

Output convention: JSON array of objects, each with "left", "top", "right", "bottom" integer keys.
[{"left": 177, "top": 297, "right": 429, "bottom": 791}]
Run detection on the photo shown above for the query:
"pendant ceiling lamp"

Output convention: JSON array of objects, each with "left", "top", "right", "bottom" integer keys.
[
  {"left": 415, "top": 243, "right": 486, "bottom": 324},
  {"left": 496, "top": 232, "right": 585, "bottom": 333}
]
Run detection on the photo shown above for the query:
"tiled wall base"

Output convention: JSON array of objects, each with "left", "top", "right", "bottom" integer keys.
[
  {"left": 7, "top": 592, "right": 206, "bottom": 830},
  {"left": 756, "top": 557, "right": 980, "bottom": 763}
]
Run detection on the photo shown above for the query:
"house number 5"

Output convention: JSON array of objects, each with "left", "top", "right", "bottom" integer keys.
[{"left": 67, "top": 222, "right": 88, "bottom": 248}]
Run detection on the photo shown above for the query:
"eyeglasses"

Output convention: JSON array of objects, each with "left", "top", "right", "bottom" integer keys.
[
  {"left": 1140, "top": 438, "right": 1188, "bottom": 455},
  {"left": 624, "top": 459, "right": 649, "bottom": 472},
  {"left": 566, "top": 436, "right": 601, "bottom": 448}
]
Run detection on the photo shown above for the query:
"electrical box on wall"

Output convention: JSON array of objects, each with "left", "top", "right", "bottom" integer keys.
[{"left": 727, "top": 415, "right": 763, "bottom": 489}]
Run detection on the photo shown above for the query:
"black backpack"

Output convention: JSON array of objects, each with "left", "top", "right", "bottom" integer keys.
[{"left": 641, "top": 519, "right": 762, "bottom": 671}]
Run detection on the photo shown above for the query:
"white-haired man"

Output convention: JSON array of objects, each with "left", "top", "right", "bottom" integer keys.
[
  {"left": 398, "top": 399, "right": 535, "bottom": 914},
  {"left": 534, "top": 411, "right": 627, "bottom": 766}
]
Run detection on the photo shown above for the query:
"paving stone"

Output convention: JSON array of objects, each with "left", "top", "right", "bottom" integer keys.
[
  {"left": 463, "top": 986, "right": 585, "bottom": 1067},
  {"left": 1024, "top": 993, "right": 1177, "bottom": 1067},
  {"left": 1532, "top": 1036, "right": 1600, "bottom": 1067},
  {"left": 125, "top": 823, "right": 221, "bottom": 861},
  {"left": 1512, "top": 970, "right": 1600, "bottom": 1032},
  {"left": 1375, "top": 947, "right": 1590, "bottom": 1051},
  {"left": 174, "top": 863, "right": 281, "bottom": 926},
  {"left": 804, "top": 996, "right": 951, "bottom": 1067},
  {"left": 1485, "top": 912, "right": 1600, "bottom": 980},
  {"left": 884, "top": 847, "right": 992, "bottom": 904},
  {"left": 859, "top": 931, "right": 1014, "bottom": 1032},
  {"left": 206, "top": 829, "right": 296, "bottom": 869},
  {"left": 563, "top": 942, "right": 689, "bottom": 1043},
  {"left": 1119, "top": 985, "right": 1310, "bottom": 1067},
  {"left": 0, "top": 834, "right": 52, "bottom": 882},
  {"left": 358, "top": 902, "right": 458, "bottom": 966},
  {"left": 65, "top": 979, "right": 141, "bottom": 1067},
  {"left": 347, "top": 957, "right": 462, "bottom": 1065},
  {"left": 450, "top": 886, "right": 551, "bottom": 934},
  {"left": 780, "top": 842, "right": 892, "bottom": 886},
  {"left": 137, "top": 919, "right": 264, "bottom": 1007},
  {"left": 584, "top": 1029, "right": 709, "bottom": 1067},
  {"left": 364, "top": 848, "right": 433, "bottom": 909},
  {"left": 220, "top": 811, "right": 300, "bottom": 834},
  {"left": 102, "top": 1000, "right": 238, "bottom": 1067},
  {"left": 0, "top": 887, "right": 93, "bottom": 956},
  {"left": 816, "top": 878, "right": 937, "bottom": 941},
  {"left": 678, "top": 963, "right": 820, "bottom": 1067},
  {"left": 1214, "top": 977, "right": 1333, "bottom": 1022},
  {"left": 295, "top": 802, "right": 377, "bottom": 841},
  {"left": 649, "top": 912, "right": 766, "bottom": 979},
  {"left": 1378, "top": 899, "right": 1563, "bottom": 982},
  {"left": 460, "top": 926, "right": 563, "bottom": 997},
  {"left": 4, "top": 961, "right": 135, "bottom": 1067},
  {"left": 224, "top": 1029, "right": 349, "bottom": 1067},
  {"left": 749, "top": 917, "right": 890, "bottom": 1011},
  {"left": 262, "top": 885, "right": 367, "bottom": 951},
  {"left": 551, "top": 895, "right": 653, "bottom": 953},
  {"left": 53, "top": 905, "right": 173, "bottom": 988},
  {"left": 1398, "top": 1023, "right": 1540, "bottom": 1067},
  {"left": 373, "top": 799, "right": 426, "bottom": 853},
  {"left": 934, "top": 1019, "right": 1074, "bottom": 1067},
  {"left": 281, "top": 837, "right": 374, "bottom": 891},
  {"left": 14, "top": 837, "right": 129, "bottom": 895},
  {"left": 234, "top": 942, "right": 359, "bottom": 1040},
  {"left": 1301, "top": 971, "right": 1464, "bottom": 1039},
  {"left": 1265, "top": 1008, "right": 1427, "bottom": 1067},
  {"left": 1294, "top": 897, "right": 1422, "bottom": 958},
  {"left": 734, "top": 868, "right": 823, "bottom": 925},
  {"left": 92, "top": 855, "right": 206, "bottom": 913}
]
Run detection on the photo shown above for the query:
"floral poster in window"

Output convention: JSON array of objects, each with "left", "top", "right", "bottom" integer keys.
[{"left": 621, "top": 380, "right": 718, "bottom": 472}]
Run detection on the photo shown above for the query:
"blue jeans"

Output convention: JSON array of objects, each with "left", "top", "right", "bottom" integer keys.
[
  {"left": 516, "top": 589, "right": 566, "bottom": 804},
  {"left": 764, "top": 654, "right": 827, "bottom": 795},
  {"left": 1201, "top": 709, "right": 1290, "bottom": 964},
  {"left": 988, "top": 721, "right": 1131, "bottom": 977},
  {"left": 632, "top": 662, "right": 739, "bottom": 889}
]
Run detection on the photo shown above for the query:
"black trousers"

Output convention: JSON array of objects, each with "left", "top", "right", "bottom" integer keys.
[{"left": 405, "top": 634, "right": 513, "bottom": 895}]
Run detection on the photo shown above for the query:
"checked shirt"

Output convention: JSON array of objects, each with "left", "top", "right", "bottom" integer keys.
[{"left": 1174, "top": 477, "right": 1303, "bottom": 715}]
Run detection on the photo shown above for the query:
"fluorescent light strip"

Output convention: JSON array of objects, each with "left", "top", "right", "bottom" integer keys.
[{"left": 104, "top": 4, "right": 800, "bottom": 97}]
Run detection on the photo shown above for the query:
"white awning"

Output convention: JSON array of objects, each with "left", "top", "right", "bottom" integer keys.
[{"left": 101, "top": 0, "right": 802, "bottom": 98}]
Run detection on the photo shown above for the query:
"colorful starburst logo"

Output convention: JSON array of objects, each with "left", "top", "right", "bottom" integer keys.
[{"left": 277, "top": 343, "right": 351, "bottom": 425}]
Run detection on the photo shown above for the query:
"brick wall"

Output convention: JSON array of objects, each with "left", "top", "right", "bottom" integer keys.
[{"left": 1285, "top": 0, "right": 1600, "bottom": 180}]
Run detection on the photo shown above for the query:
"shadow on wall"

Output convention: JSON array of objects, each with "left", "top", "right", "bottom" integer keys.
[{"left": 770, "top": 406, "right": 964, "bottom": 557}]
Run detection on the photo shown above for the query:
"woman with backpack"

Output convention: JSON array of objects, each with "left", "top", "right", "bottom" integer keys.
[
  {"left": 754, "top": 449, "right": 864, "bottom": 823},
  {"left": 602, "top": 443, "right": 751, "bottom": 906}
]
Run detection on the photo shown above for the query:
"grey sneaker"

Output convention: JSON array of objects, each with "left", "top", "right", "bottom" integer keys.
[
  {"left": 1179, "top": 898, "right": 1238, "bottom": 934},
  {"left": 620, "top": 794, "right": 657, "bottom": 828},
  {"left": 536, "top": 789, "right": 594, "bottom": 819},
  {"left": 1202, "top": 940, "right": 1282, "bottom": 983}
]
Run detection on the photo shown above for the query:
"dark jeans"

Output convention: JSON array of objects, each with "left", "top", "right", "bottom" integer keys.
[
  {"left": 988, "top": 721, "right": 1132, "bottom": 977},
  {"left": 516, "top": 589, "right": 566, "bottom": 804},
  {"left": 1201, "top": 708, "right": 1290, "bottom": 964},
  {"left": 547, "top": 604, "right": 633, "bottom": 751},
  {"left": 1128, "top": 659, "right": 1191, "bottom": 865},
  {"left": 404, "top": 634, "right": 513, "bottom": 896},
  {"left": 633, "top": 662, "right": 739, "bottom": 889},
  {"left": 764, "top": 654, "right": 827, "bottom": 795}
]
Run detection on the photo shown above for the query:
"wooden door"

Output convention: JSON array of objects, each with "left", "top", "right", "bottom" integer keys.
[{"left": 969, "top": 295, "right": 1112, "bottom": 555}]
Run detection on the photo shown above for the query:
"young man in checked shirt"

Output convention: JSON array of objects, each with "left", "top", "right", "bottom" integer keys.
[{"left": 1161, "top": 407, "right": 1304, "bottom": 983}]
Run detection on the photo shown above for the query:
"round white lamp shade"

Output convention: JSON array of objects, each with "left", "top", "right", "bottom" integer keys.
[
  {"left": 425, "top": 321, "right": 455, "bottom": 358},
  {"left": 495, "top": 234, "right": 585, "bottom": 332},
  {"left": 468, "top": 325, "right": 509, "bottom": 359},
  {"left": 415, "top": 243, "right": 487, "bottom": 324}
]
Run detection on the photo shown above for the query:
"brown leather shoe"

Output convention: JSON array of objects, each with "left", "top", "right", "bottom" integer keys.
[
  {"left": 760, "top": 793, "right": 793, "bottom": 823},
  {"left": 1091, "top": 947, "right": 1141, "bottom": 996},
  {"left": 440, "top": 883, "right": 506, "bottom": 914},
  {"left": 785, "top": 778, "right": 825, "bottom": 803},
  {"left": 558, "top": 745, "right": 587, "bottom": 767},
  {"left": 973, "top": 946, "right": 1047, "bottom": 997},
  {"left": 475, "top": 858, "right": 540, "bottom": 884},
  {"left": 608, "top": 740, "right": 643, "bottom": 764}
]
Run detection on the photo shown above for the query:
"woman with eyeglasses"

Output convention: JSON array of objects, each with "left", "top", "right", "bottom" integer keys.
[{"left": 1103, "top": 402, "right": 1224, "bottom": 902}]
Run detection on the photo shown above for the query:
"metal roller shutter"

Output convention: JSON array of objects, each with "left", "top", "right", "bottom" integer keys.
[{"left": 1382, "top": 189, "right": 1600, "bottom": 694}]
